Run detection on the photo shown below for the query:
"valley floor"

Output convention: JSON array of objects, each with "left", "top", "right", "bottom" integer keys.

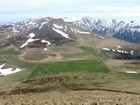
[{"left": 0, "top": 35, "right": 140, "bottom": 105}]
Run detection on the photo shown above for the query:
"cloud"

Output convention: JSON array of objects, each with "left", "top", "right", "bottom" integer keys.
[
  {"left": 87, "top": 6, "right": 140, "bottom": 13},
  {"left": 0, "top": 0, "right": 140, "bottom": 22},
  {"left": 0, "top": 0, "right": 75, "bottom": 13},
  {"left": 1, "top": 0, "right": 140, "bottom": 15},
  {"left": 74, "top": 5, "right": 140, "bottom": 21}
]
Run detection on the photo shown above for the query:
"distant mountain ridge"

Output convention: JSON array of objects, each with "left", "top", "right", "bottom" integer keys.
[
  {"left": 0, "top": 17, "right": 91, "bottom": 48},
  {"left": 73, "top": 17, "right": 140, "bottom": 43},
  {"left": 0, "top": 16, "right": 140, "bottom": 44},
  {"left": 0, "top": 16, "right": 140, "bottom": 59}
]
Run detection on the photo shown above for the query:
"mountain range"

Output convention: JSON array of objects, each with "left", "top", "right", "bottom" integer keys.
[
  {"left": 0, "top": 17, "right": 91, "bottom": 49},
  {"left": 74, "top": 17, "right": 140, "bottom": 43},
  {"left": 0, "top": 16, "right": 140, "bottom": 49},
  {"left": 1, "top": 16, "right": 140, "bottom": 44}
]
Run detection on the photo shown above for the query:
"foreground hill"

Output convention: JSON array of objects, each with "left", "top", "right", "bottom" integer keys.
[{"left": 1, "top": 90, "right": 140, "bottom": 105}]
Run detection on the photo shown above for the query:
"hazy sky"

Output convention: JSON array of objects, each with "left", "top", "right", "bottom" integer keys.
[{"left": 0, "top": 0, "right": 140, "bottom": 23}]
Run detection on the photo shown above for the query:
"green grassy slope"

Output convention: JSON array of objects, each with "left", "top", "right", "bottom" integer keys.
[{"left": 29, "top": 59, "right": 110, "bottom": 78}]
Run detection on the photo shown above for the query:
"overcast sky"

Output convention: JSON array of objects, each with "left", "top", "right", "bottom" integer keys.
[{"left": 0, "top": 0, "right": 140, "bottom": 23}]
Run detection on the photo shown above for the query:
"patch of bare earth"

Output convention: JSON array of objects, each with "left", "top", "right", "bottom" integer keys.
[{"left": 23, "top": 53, "right": 47, "bottom": 60}]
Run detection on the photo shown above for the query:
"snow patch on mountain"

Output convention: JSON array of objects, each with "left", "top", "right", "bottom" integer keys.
[
  {"left": 126, "top": 71, "right": 137, "bottom": 73},
  {"left": 98, "top": 36, "right": 104, "bottom": 39},
  {"left": 116, "top": 50, "right": 122, "bottom": 53},
  {"left": 102, "top": 48, "right": 111, "bottom": 51},
  {"left": 71, "top": 28, "right": 74, "bottom": 32},
  {"left": 52, "top": 28, "right": 70, "bottom": 39},
  {"left": 63, "top": 16, "right": 83, "bottom": 22},
  {"left": 39, "top": 22, "right": 48, "bottom": 29},
  {"left": 130, "top": 51, "right": 134, "bottom": 55},
  {"left": 53, "top": 23, "right": 63, "bottom": 29},
  {"left": 102, "top": 47, "right": 133, "bottom": 55},
  {"left": 20, "top": 33, "right": 39, "bottom": 48},
  {"left": 64, "top": 26, "right": 67, "bottom": 31},
  {"left": 43, "top": 48, "right": 48, "bottom": 51},
  {"left": 76, "top": 30, "right": 90, "bottom": 34},
  {"left": 12, "top": 27, "right": 20, "bottom": 33},
  {"left": 28, "top": 19, "right": 36, "bottom": 25},
  {"left": 116, "top": 45, "right": 121, "bottom": 49},
  {"left": 41, "top": 40, "right": 51, "bottom": 46},
  {"left": 0, "top": 64, "right": 23, "bottom": 76},
  {"left": 112, "top": 49, "right": 116, "bottom": 52},
  {"left": 5, "top": 35, "right": 10, "bottom": 39}
]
